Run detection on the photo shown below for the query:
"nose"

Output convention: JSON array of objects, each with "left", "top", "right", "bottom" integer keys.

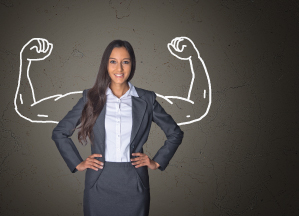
[{"left": 117, "top": 62, "right": 123, "bottom": 72}]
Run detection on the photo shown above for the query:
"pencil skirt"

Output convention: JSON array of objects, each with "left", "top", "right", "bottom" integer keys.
[{"left": 83, "top": 161, "right": 150, "bottom": 216}]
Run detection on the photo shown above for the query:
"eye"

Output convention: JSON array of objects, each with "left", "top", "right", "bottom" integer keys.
[
  {"left": 123, "top": 61, "right": 130, "bottom": 64},
  {"left": 110, "top": 60, "right": 116, "bottom": 64}
]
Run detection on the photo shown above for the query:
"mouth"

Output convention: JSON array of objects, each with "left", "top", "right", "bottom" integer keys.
[{"left": 114, "top": 74, "right": 124, "bottom": 78}]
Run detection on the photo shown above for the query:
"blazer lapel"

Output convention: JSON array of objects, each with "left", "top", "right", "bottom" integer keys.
[
  {"left": 129, "top": 96, "right": 147, "bottom": 147},
  {"left": 94, "top": 102, "right": 106, "bottom": 144}
]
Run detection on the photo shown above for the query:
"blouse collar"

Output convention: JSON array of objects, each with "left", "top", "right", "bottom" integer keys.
[{"left": 106, "top": 81, "right": 139, "bottom": 98}]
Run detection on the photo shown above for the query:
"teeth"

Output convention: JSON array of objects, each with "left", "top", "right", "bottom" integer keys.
[{"left": 115, "top": 74, "right": 123, "bottom": 76}]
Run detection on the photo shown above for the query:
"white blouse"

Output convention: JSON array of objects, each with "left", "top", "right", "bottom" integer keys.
[{"left": 104, "top": 81, "right": 139, "bottom": 162}]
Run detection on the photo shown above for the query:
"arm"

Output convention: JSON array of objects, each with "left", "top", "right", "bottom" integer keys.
[
  {"left": 15, "top": 38, "right": 82, "bottom": 124},
  {"left": 51, "top": 89, "right": 87, "bottom": 173},
  {"left": 151, "top": 91, "right": 184, "bottom": 171},
  {"left": 166, "top": 36, "right": 212, "bottom": 125}
]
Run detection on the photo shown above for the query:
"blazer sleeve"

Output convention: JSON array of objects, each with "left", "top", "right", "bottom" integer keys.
[
  {"left": 151, "top": 91, "right": 184, "bottom": 171},
  {"left": 51, "top": 89, "right": 87, "bottom": 173}
]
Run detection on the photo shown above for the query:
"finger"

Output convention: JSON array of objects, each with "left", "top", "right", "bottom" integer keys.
[
  {"left": 176, "top": 38, "right": 184, "bottom": 50},
  {"left": 37, "top": 40, "right": 42, "bottom": 53},
  {"left": 135, "top": 161, "right": 146, "bottom": 168},
  {"left": 86, "top": 157, "right": 100, "bottom": 165},
  {"left": 132, "top": 156, "right": 145, "bottom": 161},
  {"left": 132, "top": 152, "right": 143, "bottom": 157},
  {"left": 131, "top": 157, "right": 141, "bottom": 163},
  {"left": 133, "top": 158, "right": 147, "bottom": 165},
  {"left": 45, "top": 42, "right": 52, "bottom": 53},
  {"left": 175, "top": 38, "right": 181, "bottom": 50},
  {"left": 89, "top": 164, "right": 99, "bottom": 171},
  {"left": 167, "top": 43, "right": 177, "bottom": 54},
  {"left": 41, "top": 39, "right": 47, "bottom": 52},
  {"left": 92, "top": 161, "right": 104, "bottom": 169},
  {"left": 39, "top": 39, "right": 45, "bottom": 52},
  {"left": 87, "top": 160, "right": 103, "bottom": 170},
  {"left": 171, "top": 38, "right": 177, "bottom": 47},
  {"left": 174, "top": 39, "right": 180, "bottom": 51},
  {"left": 92, "top": 158, "right": 104, "bottom": 166},
  {"left": 49, "top": 43, "right": 53, "bottom": 52},
  {"left": 173, "top": 37, "right": 182, "bottom": 50},
  {"left": 132, "top": 158, "right": 141, "bottom": 164},
  {"left": 90, "top": 154, "right": 102, "bottom": 158}
]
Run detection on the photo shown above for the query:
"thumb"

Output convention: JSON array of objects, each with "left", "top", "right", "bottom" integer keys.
[{"left": 167, "top": 42, "right": 181, "bottom": 57}]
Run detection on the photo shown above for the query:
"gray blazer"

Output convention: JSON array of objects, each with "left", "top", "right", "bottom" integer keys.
[{"left": 52, "top": 87, "right": 184, "bottom": 189}]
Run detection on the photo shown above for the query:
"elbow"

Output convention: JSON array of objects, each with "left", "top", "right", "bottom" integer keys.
[
  {"left": 176, "top": 126, "right": 184, "bottom": 142},
  {"left": 51, "top": 127, "right": 59, "bottom": 141},
  {"left": 177, "top": 129, "right": 184, "bottom": 145},
  {"left": 51, "top": 125, "right": 67, "bottom": 140},
  {"left": 167, "top": 130, "right": 184, "bottom": 145},
  {"left": 180, "top": 129, "right": 184, "bottom": 138},
  {"left": 51, "top": 121, "right": 77, "bottom": 141},
  {"left": 179, "top": 130, "right": 184, "bottom": 144}
]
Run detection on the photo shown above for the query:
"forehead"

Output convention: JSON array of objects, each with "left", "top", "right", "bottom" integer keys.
[{"left": 109, "top": 47, "right": 130, "bottom": 58}]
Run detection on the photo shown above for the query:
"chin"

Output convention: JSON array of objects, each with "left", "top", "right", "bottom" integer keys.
[{"left": 111, "top": 80, "right": 128, "bottom": 84}]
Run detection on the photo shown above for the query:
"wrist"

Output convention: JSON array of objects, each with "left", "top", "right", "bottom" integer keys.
[{"left": 154, "top": 161, "right": 160, "bottom": 169}]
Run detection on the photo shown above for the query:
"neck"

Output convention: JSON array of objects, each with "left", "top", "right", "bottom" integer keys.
[{"left": 109, "top": 81, "right": 130, "bottom": 98}]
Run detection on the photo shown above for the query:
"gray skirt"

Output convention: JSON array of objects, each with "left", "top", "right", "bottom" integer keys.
[{"left": 83, "top": 161, "right": 150, "bottom": 216}]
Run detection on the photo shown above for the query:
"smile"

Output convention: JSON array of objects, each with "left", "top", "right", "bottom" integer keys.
[{"left": 114, "top": 74, "right": 124, "bottom": 77}]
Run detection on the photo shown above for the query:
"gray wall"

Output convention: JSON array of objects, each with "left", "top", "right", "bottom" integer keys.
[{"left": 1, "top": 0, "right": 298, "bottom": 215}]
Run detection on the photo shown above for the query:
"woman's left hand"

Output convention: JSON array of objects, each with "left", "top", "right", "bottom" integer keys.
[{"left": 131, "top": 153, "right": 160, "bottom": 170}]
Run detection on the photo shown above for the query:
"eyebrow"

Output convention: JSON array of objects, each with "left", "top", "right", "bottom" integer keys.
[{"left": 109, "top": 58, "right": 131, "bottom": 60}]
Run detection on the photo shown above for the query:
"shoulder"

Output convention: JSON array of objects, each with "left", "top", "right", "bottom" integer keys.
[
  {"left": 134, "top": 86, "right": 156, "bottom": 104},
  {"left": 82, "top": 88, "right": 91, "bottom": 103}
]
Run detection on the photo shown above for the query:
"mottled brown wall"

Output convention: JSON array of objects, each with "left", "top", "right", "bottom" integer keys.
[{"left": 0, "top": 0, "right": 298, "bottom": 215}]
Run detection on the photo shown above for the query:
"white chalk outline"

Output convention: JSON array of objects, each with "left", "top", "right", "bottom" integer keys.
[
  {"left": 14, "top": 38, "right": 81, "bottom": 124},
  {"left": 14, "top": 37, "right": 212, "bottom": 126},
  {"left": 160, "top": 36, "right": 212, "bottom": 125}
]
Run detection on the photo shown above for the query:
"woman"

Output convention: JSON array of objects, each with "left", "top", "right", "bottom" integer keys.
[{"left": 52, "top": 40, "right": 184, "bottom": 216}]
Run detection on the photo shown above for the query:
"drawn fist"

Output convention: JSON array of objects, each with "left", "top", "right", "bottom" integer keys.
[
  {"left": 167, "top": 36, "right": 199, "bottom": 60},
  {"left": 20, "top": 38, "right": 53, "bottom": 61}
]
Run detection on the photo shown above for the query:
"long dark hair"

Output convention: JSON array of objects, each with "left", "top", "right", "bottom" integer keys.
[{"left": 77, "top": 40, "right": 136, "bottom": 146}]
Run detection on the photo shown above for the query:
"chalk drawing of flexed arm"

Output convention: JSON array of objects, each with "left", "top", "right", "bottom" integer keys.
[
  {"left": 15, "top": 37, "right": 211, "bottom": 125},
  {"left": 156, "top": 36, "right": 212, "bottom": 126},
  {"left": 14, "top": 38, "right": 82, "bottom": 123}
]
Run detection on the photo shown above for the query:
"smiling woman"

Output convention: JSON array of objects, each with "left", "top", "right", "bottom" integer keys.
[{"left": 51, "top": 39, "right": 184, "bottom": 216}]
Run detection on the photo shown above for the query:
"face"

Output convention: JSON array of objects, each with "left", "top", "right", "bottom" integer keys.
[{"left": 107, "top": 47, "right": 131, "bottom": 86}]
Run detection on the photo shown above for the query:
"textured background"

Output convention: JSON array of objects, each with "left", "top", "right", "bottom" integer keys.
[{"left": 0, "top": 0, "right": 298, "bottom": 215}]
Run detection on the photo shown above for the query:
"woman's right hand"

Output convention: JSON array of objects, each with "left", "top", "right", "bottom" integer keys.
[{"left": 76, "top": 154, "right": 104, "bottom": 171}]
